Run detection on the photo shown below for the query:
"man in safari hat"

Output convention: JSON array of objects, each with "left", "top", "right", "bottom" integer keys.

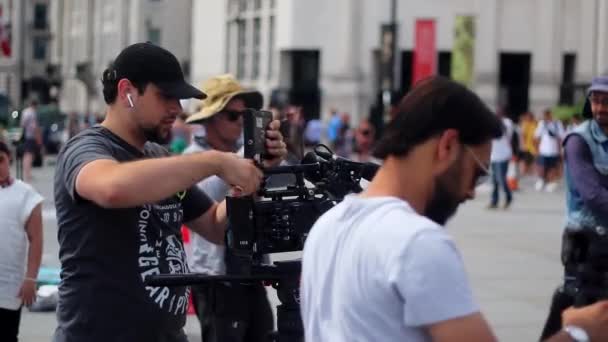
[{"left": 183, "top": 74, "right": 283, "bottom": 342}]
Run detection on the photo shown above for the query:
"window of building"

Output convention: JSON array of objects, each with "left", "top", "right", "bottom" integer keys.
[
  {"left": 33, "top": 37, "right": 47, "bottom": 60},
  {"left": 236, "top": 19, "right": 246, "bottom": 78},
  {"left": 147, "top": 28, "right": 161, "bottom": 45},
  {"left": 33, "top": 3, "right": 48, "bottom": 30},
  {"left": 225, "top": 21, "right": 232, "bottom": 72},
  {"left": 252, "top": 18, "right": 261, "bottom": 79},
  {"left": 226, "top": 0, "right": 276, "bottom": 79}
]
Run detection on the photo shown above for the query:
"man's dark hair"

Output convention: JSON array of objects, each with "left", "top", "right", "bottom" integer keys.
[
  {"left": 374, "top": 76, "right": 503, "bottom": 159},
  {"left": 0, "top": 140, "right": 11, "bottom": 161},
  {"left": 101, "top": 65, "right": 148, "bottom": 104}
]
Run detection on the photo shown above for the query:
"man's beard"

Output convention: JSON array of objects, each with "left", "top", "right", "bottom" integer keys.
[
  {"left": 424, "top": 167, "right": 462, "bottom": 226},
  {"left": 143, "top": 126, "right": 171, "bottom": 145}
]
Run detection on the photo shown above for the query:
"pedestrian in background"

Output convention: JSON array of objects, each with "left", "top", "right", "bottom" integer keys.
[
  {"left": 518, "top": 111, "right": 538, "bottom": 176},
  {"left": 0, "top": 140, "right": 44, "bottom": 342},
  {"left": 19, "top": 100, "right": 41, "bottom": 182},
  {"left": 489, "top": 109, "right": 514, "bottom": 209},
  {"left": 534, "top": 109, "right": 565, "bottom": 192}
]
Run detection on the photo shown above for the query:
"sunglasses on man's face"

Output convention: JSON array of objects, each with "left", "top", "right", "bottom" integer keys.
[
  {"left": 220, "top": 110, "right": 245, "bottom": 122},
  {"left": 360, "top": 129, "right": 372, "bottom": 136},
  {"left": 589, "top": 93, "right": 608, "bottom": 106}
]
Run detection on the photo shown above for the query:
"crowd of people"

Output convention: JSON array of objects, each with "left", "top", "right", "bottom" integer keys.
[{"left": 3, "top": 41, "right": 608, "bottom": 342}]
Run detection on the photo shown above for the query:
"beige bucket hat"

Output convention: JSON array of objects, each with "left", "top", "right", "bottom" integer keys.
[{"left": 185, "top": 74, "right": 263, "bottom": 124}]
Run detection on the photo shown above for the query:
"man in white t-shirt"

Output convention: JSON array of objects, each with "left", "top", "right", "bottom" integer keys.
[
  {"left": 489, "top": 110, "right": 514, "bottom": 209},
  {"left": 300, "top": 76, "right": 608, "bottom": 342},
  {"left": 0, "top": 140, "right": 43, "bottom": 342},
  {"left": 534, "top": 109, "right": 565, "bottom": 192}
]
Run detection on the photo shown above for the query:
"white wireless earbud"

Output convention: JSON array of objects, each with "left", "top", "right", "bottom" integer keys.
[{"left": 127, "top": 93, "right": 135, "bottom": 108}]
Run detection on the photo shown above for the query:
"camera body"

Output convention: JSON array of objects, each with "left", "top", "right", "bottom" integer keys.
[
  {"left": 225, "top": 109, "right": 379, "bottom": 273},
  {"left": 226, "top": 189, "right": 337, "bottom": 259}
]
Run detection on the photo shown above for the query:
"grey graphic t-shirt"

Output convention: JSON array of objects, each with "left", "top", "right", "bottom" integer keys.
[{"left": 53, "top": 126, "right": 213, "bottom": 342}]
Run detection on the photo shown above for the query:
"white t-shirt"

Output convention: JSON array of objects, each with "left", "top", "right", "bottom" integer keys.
[
  {"left": 301, "top": 196, "right": 478, "bottom": 342},
  {"left": 0, "top": 180, "right": 43, "bottom": 310},
  {"left": 534, "top": 120, "right": 564, "bottom": 157},
  {"left": 490, "top": 117, "right": 514, "bottom": 162},
  {"left": 20, "top": 106, "right": 38, "bottom": 140}
]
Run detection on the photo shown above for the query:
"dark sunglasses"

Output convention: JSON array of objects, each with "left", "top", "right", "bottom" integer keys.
[
  {"left": 360, "top": 129, "right": 371, "bottom": 136},
  {"left": 220, "top": 110, "right": 245, "bottom": 122}
]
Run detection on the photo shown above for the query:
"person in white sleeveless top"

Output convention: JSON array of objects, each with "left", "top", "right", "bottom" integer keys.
[{"left": 0, "top": 140, "right": 43, "bottom": 342}]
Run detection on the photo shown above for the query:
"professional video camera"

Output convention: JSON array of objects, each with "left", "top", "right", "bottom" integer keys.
[
  {"left": 146, "top": 109, "right": 379, "bottom": 341},
  {"left": 225, "top": 146, "right": 378, "bottom": 273}
]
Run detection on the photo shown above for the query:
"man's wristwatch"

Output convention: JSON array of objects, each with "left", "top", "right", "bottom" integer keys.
[{"left": 564, "top": 325, "right": 590, "bottom": 342}]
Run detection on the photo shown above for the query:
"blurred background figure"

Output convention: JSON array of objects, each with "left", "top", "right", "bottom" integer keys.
[
  {"left": 169, "top": 112, "right": 192, "bottom": 155},
  {"left": 534, "top": 109, "right": 565, "bottom": 192},
  {"left": 334, "top": 112, "right": 353, "bottom": 158},
  {"left": 304, "top": 116, "right": 323, "bottom": 148},
  {"left": 352, "top": 119, "right": 379, "bottom": 163},
  {"left": 282, "top": 104, "right": 305, "bottom": 162},
  {"left": 19, "top": 100, "right": 42, "bottom": 183},
  {"left": 518, "top": 111, "right": 538, "bottom": 176},
  {"left": 326, "top": 108, "right": 342, "bottom": 149},
  {"left": 566, "top": 113, "right": 583, "bottom": 133},
  {"left": 66, "top": 112, "right": 80, "bottom": 139},
  {"left": 489, "top": 109, "right": 514, "bottom": 209}
]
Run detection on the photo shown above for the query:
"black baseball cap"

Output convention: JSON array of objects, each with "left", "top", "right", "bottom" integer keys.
[{"left": 103, "top": 42, "right": 206, "bottom": 100}]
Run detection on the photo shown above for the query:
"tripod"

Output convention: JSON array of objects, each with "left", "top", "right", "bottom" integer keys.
[{"left": 146, "top": 260, "right": 303, "bottom": 342}]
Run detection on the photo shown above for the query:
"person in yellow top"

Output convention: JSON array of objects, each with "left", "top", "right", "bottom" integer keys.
[{"left": 519, "top": 111, "right": 538, "bottom": 175}]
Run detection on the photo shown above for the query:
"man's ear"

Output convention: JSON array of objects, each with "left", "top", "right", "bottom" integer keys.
[
  {"left": 434, "top": 129, "right": 461, "bottom": 173},
  {"left": 117, "top": 79, "right": 136, "bottom": 108}
]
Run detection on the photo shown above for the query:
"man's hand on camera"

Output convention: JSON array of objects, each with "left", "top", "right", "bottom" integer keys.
[
  {"left": 217, "top": 152, "right": 264, "bottom": 195},
  {"left": 263, "top": 119, "right": 287, "bottom": 168},
  {"left": 561, "top": 300, "right": 608, "bottom": 341}
]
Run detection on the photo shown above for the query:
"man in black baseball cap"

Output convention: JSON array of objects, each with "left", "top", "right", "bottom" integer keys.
[
  {"left": 98, "top": 42, "right": 207, "bottom": 145},
  {"left": 52, "top": 43, "right": 286, "bottom": 342},
  {"left": 103, "top": 42, "right": 206, "bottom": 101}
]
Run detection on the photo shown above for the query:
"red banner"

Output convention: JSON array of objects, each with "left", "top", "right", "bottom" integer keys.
[{"left": 412, "top": 19, "right": 437, "bottom": 85}]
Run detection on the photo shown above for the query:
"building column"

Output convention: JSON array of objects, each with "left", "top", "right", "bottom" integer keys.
[
  {"left": 594, "top": 0, "right": 608, "bottom": 76},
  {"left": 576, "top": 0, "right": 596, "bottom": 83},
  {"left": 320, "top": 0, "right": 370, "bottom": 123},
  {"left": 528, "top": 0, "right": 562, "bottom": 113},
  {"left": 472, "top": 0, "right": 499, "bottom": 109}
]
